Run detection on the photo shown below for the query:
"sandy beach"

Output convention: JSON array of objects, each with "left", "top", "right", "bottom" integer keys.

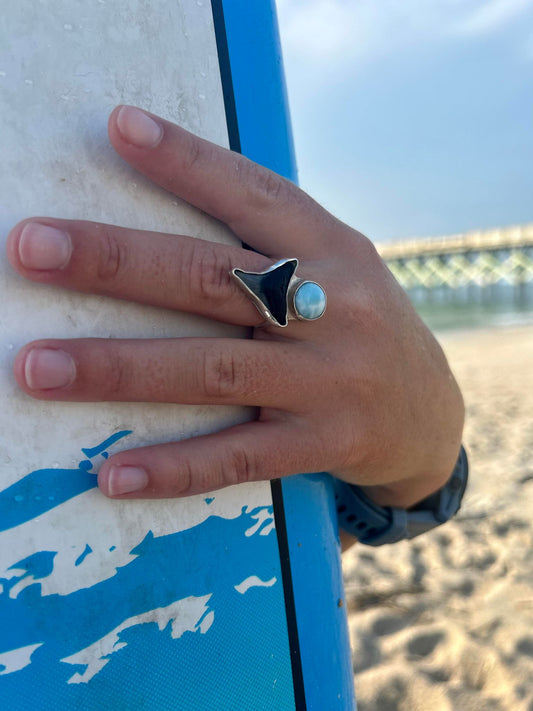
[{"left": 342, "top": 324, "right": 533, "bottom": 711}]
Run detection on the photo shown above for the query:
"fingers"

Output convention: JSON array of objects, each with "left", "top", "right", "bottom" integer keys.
[
  {"left": 97, "top": 420, "right": 319, "bottom": 498},
  {"left": 14, "top": 337, "right": 316, "bottom": 410},
  {"left": 6, "top": 105, "right": 350, "bottom": 324},
  {"left": 6, "top": 218, "right": 273, "bottom": 326},
  {"left": 108, "top": 105, "right": 335, "bottom": 258}
]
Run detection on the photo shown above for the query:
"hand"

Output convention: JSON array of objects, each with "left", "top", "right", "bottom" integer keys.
[{"left": 6, "top": 105, "right": 464, "bottom": 507}]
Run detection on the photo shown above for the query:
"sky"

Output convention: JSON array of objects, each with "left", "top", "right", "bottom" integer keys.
[{"left": 276, "top": 0, "right": 533, "bottom": 243}]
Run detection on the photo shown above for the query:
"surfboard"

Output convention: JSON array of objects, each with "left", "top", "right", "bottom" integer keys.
[{"left": 0, "top": 2, "right": 355, "bottom": 708}]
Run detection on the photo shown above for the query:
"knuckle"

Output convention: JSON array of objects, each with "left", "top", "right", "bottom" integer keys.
[
  {"left": 177, "top": 457, "right": 194, "bottom": 497},
  {"left": 342, "top": 227, "right": 379, "bottom": 261},
  {"left": 355, "top": 229, "right": 380, "bottom": 259},
  {"left": 243, "top": 162, "right": 286, "bottom": 213},
  {"left": 225, "top": 446, "right": 257, "bottom": 486},
  {"left": 102, "top": 350, "right": 128, "bottom": 398},
  {"left": 179, "top": 133, "right": 208, "bottom": 174},
  {"left": 183, "top": 240, "right": 234, "bottom": 305},
  {"left": 96, "top": 229, "right": 126, "bottom": 282},
  {"left": 343, "top": 284, "right": 386, "bottom": 333},
  {"left": 200, "top": 348, "right": 240, "bottom": 400}
]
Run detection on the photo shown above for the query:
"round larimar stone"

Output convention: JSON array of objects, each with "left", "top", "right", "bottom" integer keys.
[{"left": 294, "top": 281, "right": 326, "bottom": 320}]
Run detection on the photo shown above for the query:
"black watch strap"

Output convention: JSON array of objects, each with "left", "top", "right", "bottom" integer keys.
[{"left": 333, "top": 446, "right": 468, "bottom": 546}]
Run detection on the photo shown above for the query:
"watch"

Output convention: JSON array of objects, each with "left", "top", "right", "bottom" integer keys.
[{"left": 333, "top": 446, "right": 468, "bottom": 546}]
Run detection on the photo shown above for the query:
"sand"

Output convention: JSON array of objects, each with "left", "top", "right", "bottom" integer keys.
[{"left": 342, "top": 325, "right": 533, "bottom": 711}]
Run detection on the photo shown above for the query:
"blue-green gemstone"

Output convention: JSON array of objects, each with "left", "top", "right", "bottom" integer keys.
[{"left": 294, "top": 282, "right": 326, "bottom": 320}]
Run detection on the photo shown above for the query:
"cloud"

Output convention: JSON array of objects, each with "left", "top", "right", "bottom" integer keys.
[
  {"left": 276, "top": 0, "right": 385, "bottom": 66},
  {"left": 276, "top": 0, "right": 533, "bottom": 71},
  {"left": 452, "top": 0, "right": 533, "bottom": 37}
]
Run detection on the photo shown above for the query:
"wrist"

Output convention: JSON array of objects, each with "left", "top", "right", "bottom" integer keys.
[
  {"left": 334, "top": 445, "right": 468, "bottom": 546},
  {"left": 358, "top": 467, "right": 454, "bottom": 510},
  {"left": 360, "top": 425, "right": 465, "bottom": 510}
]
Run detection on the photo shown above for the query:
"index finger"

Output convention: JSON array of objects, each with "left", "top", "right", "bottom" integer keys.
[{"left": 108, "top": 105, "right": 334, "bottom": 259}]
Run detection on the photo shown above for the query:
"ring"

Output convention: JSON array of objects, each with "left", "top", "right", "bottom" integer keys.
[{"left": 230, "top": 258, "right": 327, "bottom": 327}]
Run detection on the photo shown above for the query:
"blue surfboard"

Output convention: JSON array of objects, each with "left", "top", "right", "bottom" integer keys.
[{"left": 0, "top": 2, "right": 355, "bottom": 708}]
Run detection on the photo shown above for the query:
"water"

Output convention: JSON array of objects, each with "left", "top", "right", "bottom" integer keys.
[{"left": 409, "top": 282, "right": 533, "bottom": 334}]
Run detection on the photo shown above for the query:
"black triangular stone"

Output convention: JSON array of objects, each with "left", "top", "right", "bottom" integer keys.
[{"left": 234, "top": 260, "right": 297, "bottom": 326}]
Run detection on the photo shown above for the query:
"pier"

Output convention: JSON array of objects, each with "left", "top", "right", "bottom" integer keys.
[{"left": 378, "top": 224, "right": 533, "bottom": 291}]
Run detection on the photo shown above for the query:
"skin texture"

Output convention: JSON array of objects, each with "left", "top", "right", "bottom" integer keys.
[{"left": 6, "top": 106, "right": 465, "bottom": 519}]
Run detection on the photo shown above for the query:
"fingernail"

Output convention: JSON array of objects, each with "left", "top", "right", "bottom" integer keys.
[
  {"left": 19, "top": 223, "right": 72, "bottom": 271},
  {"left": 116, "top": 106, "right": 163, "bottom": 148},
  {"left": 24, "top": 348, "right": 76, "bottom": 390},
  {"left": 106, "top": 466, "right": 149, "bottom": 496}
]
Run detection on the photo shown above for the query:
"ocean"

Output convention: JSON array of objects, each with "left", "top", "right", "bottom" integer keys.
[{"left": 409, "top": 282, "right": 533, "bottom": 334}]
